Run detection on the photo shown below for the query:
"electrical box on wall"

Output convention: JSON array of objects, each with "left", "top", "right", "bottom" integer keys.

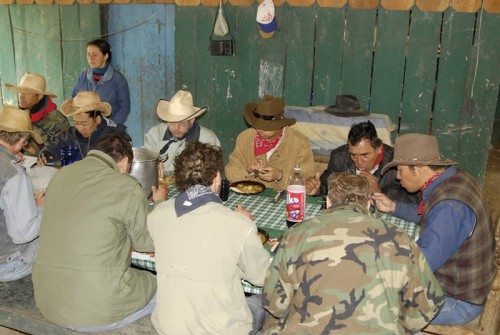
[{"left": 210, "top": 39, "right": 235, "bottom": 56}]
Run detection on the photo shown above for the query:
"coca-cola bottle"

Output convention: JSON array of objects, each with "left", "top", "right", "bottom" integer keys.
[{"left": 286, "top": 164, "right": 306, "bottom": 228}]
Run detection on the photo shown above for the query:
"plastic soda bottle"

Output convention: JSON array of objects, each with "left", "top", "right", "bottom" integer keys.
[{"left": 286, "top": 164, "right": 306, "bottom": 228}]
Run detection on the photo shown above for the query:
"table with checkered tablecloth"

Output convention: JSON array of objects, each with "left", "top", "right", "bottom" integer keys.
[{"left": 132, "top": 188, "right": 419, "bottom": 294}]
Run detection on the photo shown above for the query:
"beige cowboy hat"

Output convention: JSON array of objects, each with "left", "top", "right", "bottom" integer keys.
[
  {"left": 243, "top": 95, "right": 295, "bottom": 131},
  {"left": 61, "top": 91, "right": 111, "bottom": 117},
  {"left": 0, "top": 104, "right": 43, "bottom": 144},
  {"left": 156, "top": 90, "right": 207, "bottom": 123},
  {"left": 381, "top": 133, "right": 457, "bottom": 174},
  {"left": 5, "top": 72, "right": 57, "bottom": 98}
]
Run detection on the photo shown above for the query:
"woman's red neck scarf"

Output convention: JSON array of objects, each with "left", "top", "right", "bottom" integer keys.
[
  {"left": 30, "top": 96, "right": 57, "bottom": 123},
  {"left": 417, "top": 171, "right": 443, "bottom": 215},
  {"left": 254, "top": 128, "right": 284, "bottom": 156}
]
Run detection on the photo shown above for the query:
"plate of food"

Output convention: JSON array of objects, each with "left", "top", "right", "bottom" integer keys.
[
  {"left": 257, "top": 228, "right": 269, "bottom": 244},
  {"left": 229, "top": 180, "right": 266, "bottom": 195}
]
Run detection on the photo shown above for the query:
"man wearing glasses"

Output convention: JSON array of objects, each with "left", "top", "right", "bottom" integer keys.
[
  {"left": 144, "top": 90, "right": 220, "bottom": 173},
  {"left": 0, "top": 105, "right": 44, "bottom": 281},
  {"left": 306, "top": 121, "right": 418, "bottom": 204}
]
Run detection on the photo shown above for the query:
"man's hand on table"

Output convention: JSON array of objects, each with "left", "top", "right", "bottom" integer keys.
[
  {"left": 305, "top": 172, "right": 321, "bottom": 195},
  {"left": 371, "top": 192, "right": 396, "bottom": 213},
  {"left": 151, "top": 184, "right": 168, "bottom": 204},
  {"left": 235, "top": 204, "right": 254, "bottom": 221}
]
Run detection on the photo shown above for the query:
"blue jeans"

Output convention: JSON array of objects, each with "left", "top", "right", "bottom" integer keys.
[
  {"left": 0, "top": 240, "right": 38, "bottom": 282},
  {"left": 431, "top": 296, "right": 483, "bottom": 325},
  {"left": 66, "top": 294, "right": 156, "bottom": 333},
  {"left": 246, "top": 294, "right": 267, "bottom": 334}
]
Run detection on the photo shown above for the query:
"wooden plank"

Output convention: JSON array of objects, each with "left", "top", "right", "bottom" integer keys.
[
  {"left": 416, "top": 0, "right": 448, "bottom": 12},
  {"left": 311, "top": 6, "right": 344, "bottom": 105},
  {"left": 108, "top": 4, "right": 173, "bottom": 146},
  {"left": 228, "top": 4, "right": 260, "bottom": 155},
  {"left": 210, "top": 4, "right": 242, "bottom": 163},
  {"left": 0, "top": 6, "right": 18, "bottom": 105},
  {"left": 340, "top": 6, "right": 376, "bottom": 109},
  {"left": 60, "top": 4, "right": 101, "bottom": 101},
  {"left": 400, "top": 8, "right": 441, "bottom": 134},
  {"left": 432, "top": 10, "right": 475, "bottom": 162},
  {"left": 258, "top": 3, "right": 288, "bottom": 98},
  {"left": 451, "top": 0, "right": 481, "bottom": 13},
  {"left": 458, "top": 11, "right": 500, "bottom": 181},
  {"left": 283, "top": 5, "right": 315, "bottom": 106},
  {"left": 380, "top": 0, "right": 413, "bottom": 10},
  {"left": 370, "top": 9, "right": 409, "bottom": 132},
  {"left": 191, "top": 5, "right": 216, "bottom": 130},
  {"left": 175, "top": 6, "right": 198, "bottom": 97}
]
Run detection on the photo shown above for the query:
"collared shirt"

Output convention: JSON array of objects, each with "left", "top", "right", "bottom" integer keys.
[{"left": 393, "top": 166, "right": 476, "bottom": 272}]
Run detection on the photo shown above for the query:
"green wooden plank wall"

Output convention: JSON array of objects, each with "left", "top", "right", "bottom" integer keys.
[
  {"left": 0, "top": 4, "right": 100, "bottom": 108},
  {"left": 175, "top": 5, "right": 499, "bottom": 181}
]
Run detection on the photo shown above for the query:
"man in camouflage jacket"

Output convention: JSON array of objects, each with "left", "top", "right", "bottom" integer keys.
[{"left": 262, "top": 173, "right": 444, "bottom": 334}]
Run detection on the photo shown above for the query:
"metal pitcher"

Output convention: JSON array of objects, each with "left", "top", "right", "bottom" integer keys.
[{"left": 129, "top": 147, "right": 160, "bottom": 196}]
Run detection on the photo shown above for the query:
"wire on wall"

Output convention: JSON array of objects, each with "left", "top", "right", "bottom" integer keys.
[{"left": 0, "top": 6, "right": 168, "bottom": 42}]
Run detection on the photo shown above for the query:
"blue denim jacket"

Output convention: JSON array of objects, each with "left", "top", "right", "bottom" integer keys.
[{"left": 73, "top": 65, "right": 130, "bottom": 125}]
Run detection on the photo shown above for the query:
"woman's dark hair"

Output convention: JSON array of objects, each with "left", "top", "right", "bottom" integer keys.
[
  {"left": 174, "top": 141, "right": 223, "bottom": 191},
  {"left": 87, "top": 39, "right": 112, "bottom": 63},
  {"left": 347, "top": 121, "right": 382, "bottom": 149},
  {"left": 95, "top": 134, "right": 132, "bottom": 163}
]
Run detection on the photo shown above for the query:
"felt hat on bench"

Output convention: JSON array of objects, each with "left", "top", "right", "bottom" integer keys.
[{"left": 325, "top": 95, "right": 369, "bottom": 117}]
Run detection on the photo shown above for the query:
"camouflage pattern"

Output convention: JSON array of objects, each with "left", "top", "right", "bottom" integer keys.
[
  {"left": 261, "top": 204, "right": 444, "bottom": 335},
  {"left": 34, "top": 109, "right": 69, "bottom": 149}
]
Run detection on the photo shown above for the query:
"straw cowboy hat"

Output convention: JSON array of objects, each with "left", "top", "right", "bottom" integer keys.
[
  {"left": 61, "top": 91, "right": 111, "bottom": 117},
  {"left": 5, "top": 72, "right": 57, "bottom": 98},
  {"left": 0, "top": 104, "right": 43, "bottom": 144},
  {"left": 243, "top": 95, "right": 295, "bottom": 131},
  {"left": 325, "top": 95, "right": 369, "bottom": 117},
  {"left": 381, "top": 133, "right": 457, "bottom": 174},
  {"left": 156, "top": 90, "right": 207, "bottom": 123}
]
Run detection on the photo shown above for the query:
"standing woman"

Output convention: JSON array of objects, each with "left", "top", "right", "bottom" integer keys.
[{"left": 73, "top": 39, "right": 131, "bottom": 125}]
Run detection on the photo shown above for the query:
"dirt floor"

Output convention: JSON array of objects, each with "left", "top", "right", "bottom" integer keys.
[{"left": 484, "top": 147, "right": 500, "bottom": 226}]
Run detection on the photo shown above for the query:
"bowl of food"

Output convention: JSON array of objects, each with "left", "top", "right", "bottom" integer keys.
[
  {"left": 229, "top": 180, "right": 265, "bottom": 195},
  {"left": 257, "top": 228, "right": 269, "bottom": 244}
]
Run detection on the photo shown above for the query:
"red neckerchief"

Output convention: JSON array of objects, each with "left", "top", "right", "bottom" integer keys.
[
  {"left": 92, "top": 73, "right": 103, "bottom": 83},
  {"left": 417, "top": 172, "right": 443, "bottom": 215},
  {"left": 373, "top": 146, "right": 384, "bottom": 169},
  {"left": 30, "top": 97, "right": 57, "bottom": 123},
  {"left": 254, "top": 128, "right": 284, "bottom": 156}
]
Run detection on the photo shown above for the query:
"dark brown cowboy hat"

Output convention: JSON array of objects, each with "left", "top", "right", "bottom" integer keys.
[
  {"left": 381, "top": 133, "right": 457, "bottom": 174},
  {"left": 325, "top": 95, "right": 369, "bottom": 117},
  {"left": 243, "top": 95, "right": 295, "bottom": 131}
]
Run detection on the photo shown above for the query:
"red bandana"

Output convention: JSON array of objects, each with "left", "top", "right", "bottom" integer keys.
[
  {"left": 417, "top": 172, "right": 443, "bottom": 215},
  {"left": 30, "top": 97, "right": 57, "bottom": 123},
  {"left": 254, "top": 129, "right": 284, "bottom": 156},
  {"left": 373, "top": 146, "right": 384, "bottom": 169}
]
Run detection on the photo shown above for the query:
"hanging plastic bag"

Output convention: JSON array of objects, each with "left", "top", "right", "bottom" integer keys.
[{"left": 213, "top": 0, "right": 229, "bottom": 36}]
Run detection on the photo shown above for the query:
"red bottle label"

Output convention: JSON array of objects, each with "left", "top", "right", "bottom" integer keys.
[{"left": 286, "top": 187, "right": 306, "bottom": 222}]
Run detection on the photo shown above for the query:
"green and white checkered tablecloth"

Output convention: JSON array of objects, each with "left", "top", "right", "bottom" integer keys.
[{"left": 132, "top": 188, "right": 419, "bottom": 294}]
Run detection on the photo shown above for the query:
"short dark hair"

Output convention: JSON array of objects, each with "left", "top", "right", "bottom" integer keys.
[
  {"left": 87, "top": 39, "right": 112, "bottom": 63},
  {"left": 327, "top": 172, "right": 371, "bottom": 207},
  {"left": 347, "top": 121, "right": 382, "bottom": 148},
  {"left": 174, "top": 141, "right": 222, "bottom": 191},
  {"left": 95, "top": 134, "right": 132, "bottom": 163}
]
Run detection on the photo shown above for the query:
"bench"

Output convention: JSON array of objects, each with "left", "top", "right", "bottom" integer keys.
[{"left": 0, "top": 276, "right": 156, "bottom": 335}]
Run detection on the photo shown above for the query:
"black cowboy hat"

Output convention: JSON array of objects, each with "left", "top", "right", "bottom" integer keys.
[{"left": 325, "top": 95, "right": 369, "bottom": 117}]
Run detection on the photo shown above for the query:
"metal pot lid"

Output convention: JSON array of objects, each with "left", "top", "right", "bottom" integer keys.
[{"left": 132, "top": 147, "right": 159, "bottom": 162}]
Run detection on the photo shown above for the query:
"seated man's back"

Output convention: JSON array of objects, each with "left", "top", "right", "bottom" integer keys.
[{"left": 263, "top": 173, "right": 443, "bottom": 334}]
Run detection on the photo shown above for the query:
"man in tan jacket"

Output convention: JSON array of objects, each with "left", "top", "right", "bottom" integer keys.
[
  {"left": 225, "top": 95, "right": 316, "bottom": 190},
  {"left": 148, "top": 141, "right": 270, "bottom": 335}
]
